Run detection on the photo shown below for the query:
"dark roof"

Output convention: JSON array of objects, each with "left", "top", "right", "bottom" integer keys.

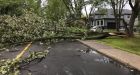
[
  {"left": 92, "top": 9, "right": 131, "bottom": 19},
  {"left": 94, "top": 9, "right": 131, "bottom": 15}
]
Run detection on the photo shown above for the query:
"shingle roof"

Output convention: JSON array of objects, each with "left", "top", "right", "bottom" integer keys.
[
  {"left": 93, "top": 9, "right": 131, "bottom": 19},
  {"left": 94, "top": 9, "right": 131, "bottom": 15}
]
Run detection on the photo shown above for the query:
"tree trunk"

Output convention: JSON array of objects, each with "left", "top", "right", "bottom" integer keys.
[
  {"left": 138, "top": 12, "right": 140, "bottom": 25},
  {"left": 116, "top": 18, "right": 120, "bottom": 32},
  {"left": 127, "top": 0, "right": 140, "bottom": 37},
  {"left": 127, "top": 11, "right": 138, "bottom": 37},
  {"left": 123, "top": 19, "right": 129, "bottom": 35}
]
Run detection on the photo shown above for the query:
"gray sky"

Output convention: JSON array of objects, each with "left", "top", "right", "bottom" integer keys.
[{"left": 41, "top": 0, "right": 131, "bottom": 15}]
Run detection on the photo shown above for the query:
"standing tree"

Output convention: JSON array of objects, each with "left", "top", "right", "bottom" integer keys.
[
  {"left": 138, "top": 13, "right": 140, "bottom": 26},
  {"left": 107, "top": 0, "right": 140, "bottom": 37},
  {"left": 127, "top": 0, "right": 140, "bottom": 37},
  {"left": 107, "top": 0, "right": 128, "bottom": 32},
  {"left": 0, "top": 0, "right": 24, "bottom": 16},
  {"left": 62, "top": 0, "right": 85, "bottom": 20},
  {"left": 46, "top": 0, "right": 67, "bottom": 21},
  {"left": 45, "top": 0, "right": 67, "bottom": 32},
  {"left": 23, "top": 0, "right": 42, "bottom": 15},
  {"left": 62, "top": 0, "right": 105, "bottom": 26},
  {"left": 124, "top": 0, "right": 140, "bottom": 37}
]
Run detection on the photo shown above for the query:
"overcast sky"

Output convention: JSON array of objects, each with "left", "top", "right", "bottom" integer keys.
[{"left": 41, "top": 0, "right": 131, "bottom": 15}]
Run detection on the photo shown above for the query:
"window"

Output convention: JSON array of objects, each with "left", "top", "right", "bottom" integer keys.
[
  {"left": 97, "top": 21, "right": 100, "bottom": 25},
  {"left": 101, "top": 20, "right": 103, "bottom": 25}
]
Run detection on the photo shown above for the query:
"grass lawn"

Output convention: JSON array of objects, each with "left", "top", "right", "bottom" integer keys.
[{"left": 97, "top": 36, "right": 140, "bottom": 55}]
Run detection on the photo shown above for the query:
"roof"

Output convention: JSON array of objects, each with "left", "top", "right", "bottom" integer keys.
[
  {"left": 92, "top": 9, "right": 132, "bottom": 19},
  {"left": 94, "top": 9, "right": 132, "bottom": 15}
]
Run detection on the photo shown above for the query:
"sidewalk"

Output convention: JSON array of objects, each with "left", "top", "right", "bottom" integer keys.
[{"left": 78, "top": 40, "right": 140, "bottom": 71}]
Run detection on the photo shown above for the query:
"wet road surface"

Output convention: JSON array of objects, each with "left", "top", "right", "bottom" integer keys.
[
  {"left": 0, "top": 41, "right": 140, "bottom": 75},
  {"left": 18, "top": 41, "right": 140, "bottom": 75}
]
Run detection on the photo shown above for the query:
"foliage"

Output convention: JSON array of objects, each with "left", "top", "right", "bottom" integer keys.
[
  {"left": 66, "top": 27, "right": 87, "bottom": 33},
  {"left": 45, "top": 0, "right": 67, "bottom": 22},
  {"left": 21, "top": 50, "right": 49, "bottom": 65},
  {"left": 43, "top": 31, "right": 56, "bottom": 38},
  {"left": 0, "top": 0, "right": 42, "bottom": 16},
  {"left": 67, "top": 19, "right": 86, "bottom": 28},
  {"left": 0, "top": 59, "right": 20, "bottom": 75},
  {"left": 0, "top": 50, "right": 49, "bottom": 75},
  {"left": 0, "top": 0, "right": 23, "bottom": 16},
  {"left": 62, "top": 27, "right": 87, "bottom": 37},
  {"left": 23, "top": 0, "right": 42, "bottom": 15},
  {"left": 62, "top": 0, "right": 84, "bottom": 19},
  {"left": 0, "top": 10, "right": 47, "bottom": 44}
]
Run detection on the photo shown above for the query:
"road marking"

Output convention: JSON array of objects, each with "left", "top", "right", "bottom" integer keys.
[{"left": 15, "top": 42, "right": 32, "bottom": 61}]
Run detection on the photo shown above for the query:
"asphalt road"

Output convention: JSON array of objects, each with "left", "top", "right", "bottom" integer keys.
[{"left": 18, "top": 40, "right": 140, "bottom": 75}]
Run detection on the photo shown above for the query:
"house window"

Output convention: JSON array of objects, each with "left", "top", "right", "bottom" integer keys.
[
  {"left": 97, "top": 21, "right": 100, "bottom": 25},
  {"left": 101, "top": 20, "right": 103, "bottom": 25}
]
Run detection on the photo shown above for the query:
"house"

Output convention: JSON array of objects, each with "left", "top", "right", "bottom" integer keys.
[{"left": 90, "top": 9, "right": 137, "bottom": 29}]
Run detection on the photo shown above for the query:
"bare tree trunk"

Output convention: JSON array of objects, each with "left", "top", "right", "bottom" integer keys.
[
  {"left": 110, "top": 0, "right": 128, "bottom": 32},
  {"left": 116, "top": 18, "right": 120, "bottom": 32},
  {"left": 127, "top": 0, "right": 140, "bottom": 37},
  {"left": 114, "top": 14, "right": 120, "bottom": 32},
  {"left": 123, "top": 19, "right": 129, "bottom": 35},
  {"left": 128, "top": 11, "right": 138, "bottom": 37}
]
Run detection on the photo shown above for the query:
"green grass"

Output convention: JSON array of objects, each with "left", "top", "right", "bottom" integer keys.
[{"left": 97, "top": 36, "right": 140, "bottom": 55}]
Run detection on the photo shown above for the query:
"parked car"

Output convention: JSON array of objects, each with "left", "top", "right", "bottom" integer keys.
[
  {"left": 90, "top": 26, "right": 98, "bottom": 32},
  {"left": 90, "top": 26, "right": 104, "bottom": 32},
  {"left": 119, "top": 27, "right": 125, "bottom": 32}
]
